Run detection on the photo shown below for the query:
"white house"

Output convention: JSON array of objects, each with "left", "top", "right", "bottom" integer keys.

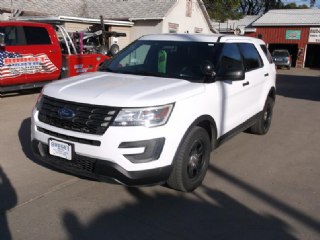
[{"left": 0, "top": 0, "right": 215, "bottom": 50}]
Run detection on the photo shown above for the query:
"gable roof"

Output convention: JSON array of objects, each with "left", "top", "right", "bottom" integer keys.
[
  {"left": 0, "top": 0, "right": 177, "bottom": 20},
  {"left": 252, "top": 9, "right": 320, "bottom": 26}
]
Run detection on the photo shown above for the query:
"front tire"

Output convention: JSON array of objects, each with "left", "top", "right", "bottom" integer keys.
[
  {"left": 249, "top": 97, "right": 274, "bottom": 135},
  {"left": 167, "top": 126, "right": 211, "bottom": 192}
]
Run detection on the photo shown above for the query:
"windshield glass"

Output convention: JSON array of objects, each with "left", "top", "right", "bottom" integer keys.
[
  {"left": 100, "top": 40, "right": 220, "bottom": 82},
  {"left": 272, "top": 51, "right": 289, "bottom": 57}
]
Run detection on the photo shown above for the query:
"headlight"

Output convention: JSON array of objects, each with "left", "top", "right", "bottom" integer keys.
[
  {"left": 35, "top": 93, "right": 43, "bottom": 110},
  {"left": 112, "top": 104, "right": 174, "bottom": 127}
]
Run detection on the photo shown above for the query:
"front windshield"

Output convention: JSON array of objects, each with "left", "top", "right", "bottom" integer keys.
[{"left": 100, "top": 40, "right": 220, "bottom": 83}]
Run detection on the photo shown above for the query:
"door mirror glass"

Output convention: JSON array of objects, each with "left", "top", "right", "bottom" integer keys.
[
  {"left": 201, "top": 61, "right": 216, "bottom": 78},
  {"left": 0, "top": 33, "right": 5, "bottom": 47}
]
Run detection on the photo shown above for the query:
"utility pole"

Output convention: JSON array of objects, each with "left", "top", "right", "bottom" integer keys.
[{"left": 11, "top": 0, "right": 13, "bottom": 17}]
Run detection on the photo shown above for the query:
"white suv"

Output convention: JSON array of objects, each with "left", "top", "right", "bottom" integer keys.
[{"left": 31, "top": 34, "right": 276, "bottom": 192}]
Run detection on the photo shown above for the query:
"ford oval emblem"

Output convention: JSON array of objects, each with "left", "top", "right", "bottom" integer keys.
[{"left": 58, "top": 108, "right": 75, "bottom": 119}]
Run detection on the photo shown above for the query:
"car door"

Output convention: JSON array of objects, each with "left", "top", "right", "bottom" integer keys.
[
  {"left": 0, "top": 25, "right": 27, "bottom": 86},
  {"left": 215, "top": 43, "right": 253, "bottom": 134},
  {"left": 237, "top": 42, "right": 268, "bottom": 117},
  {"left": 22, "top": 25, "right": 61, "bottom": 83}
]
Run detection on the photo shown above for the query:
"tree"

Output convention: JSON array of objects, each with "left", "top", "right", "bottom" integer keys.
[
  {"left": 203, "top": 0, "right": 242, "bottom": 22},
  {"left": 310, "top": 0, "right": 316, "bottom": 7},
  {"left": 239, "top": 0, "right": 284, "bottom": 15},
  {"left": 283, "top": 3, "right": 308, "bottom": 9},
  {"left": 239, "top": 0, "right": 315, "bottom": 15}
]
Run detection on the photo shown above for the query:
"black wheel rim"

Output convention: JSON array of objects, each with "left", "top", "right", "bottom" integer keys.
[
  {"left": 187, "top": 139, "right": 205, "bottom": 179},
  {"left": 263, "top": 103, "right": 272, "bottom": 131}
]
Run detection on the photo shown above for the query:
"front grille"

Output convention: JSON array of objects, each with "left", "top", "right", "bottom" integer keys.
[
  {"left": 38, "top": 96, "right": 119, "bottom": 135},
  {"left": 37, "top": 127, "right": 101, "bottom": 146}
]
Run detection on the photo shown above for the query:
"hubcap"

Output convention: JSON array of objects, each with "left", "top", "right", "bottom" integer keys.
[
  {"left": 263, "top": 104, "right": 272, "bottom": 130},
  {"left": 187, "top": 140, "right": 205, "bottom": 179}
]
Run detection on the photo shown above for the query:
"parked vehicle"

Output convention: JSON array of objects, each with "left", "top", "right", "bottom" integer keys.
[
  {"left": 272, "top": 49, "right": 291, "bottom": 69},
  {"left": 31, "top": 34, "right": 276, "bottom": 192},
  {"left": 0, "top": 21, "right": 119, "bottom": 93}
]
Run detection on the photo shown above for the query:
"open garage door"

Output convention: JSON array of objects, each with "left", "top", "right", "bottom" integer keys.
[
  {"left": 268, "top": 44, "right": 299, "bottom": 67},
  {"left": 305, "top": 44, "right": 320, "bottom": 68}
]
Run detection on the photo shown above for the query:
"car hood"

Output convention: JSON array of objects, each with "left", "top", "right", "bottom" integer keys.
[{"left": 43, "top": 72, "right": 205, "bottom": 107}]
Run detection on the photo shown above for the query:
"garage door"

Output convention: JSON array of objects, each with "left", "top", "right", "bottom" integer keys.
[{"left": 305, "top": 44, "right": 320, "bottom": 68}]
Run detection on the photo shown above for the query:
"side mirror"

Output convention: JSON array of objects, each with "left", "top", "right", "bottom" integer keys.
[
  {"left": 0, "top": 33, "right": 5, "bottom": 47},
  {"left": 201, "top": 61, "right": 216, "bottom": 79}
]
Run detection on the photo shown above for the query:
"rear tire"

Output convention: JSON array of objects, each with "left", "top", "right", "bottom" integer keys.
[
  {"left": 248, "top": 97, "right": 274, "bottom": 135},
  {"left": 167, "top": 126, "right": 211, "bottom": 192}
]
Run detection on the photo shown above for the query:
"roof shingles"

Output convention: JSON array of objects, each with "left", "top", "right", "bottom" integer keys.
[
  {"left": 253, "top": 9, "right": 320, "bottom": 26},
  {"left": 1, "top": 0, "right": 177, "bottom": 20}
]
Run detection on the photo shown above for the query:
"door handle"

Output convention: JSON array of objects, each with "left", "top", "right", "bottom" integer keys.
[
  {"left": 243, "top": 81, "right": 249, "bottom": 87},
  {"left": 264, "top": 73, "right": 269, "bottom": 77},
  {"left": 49, "top": 50, "right": 57, "bottom": 53}
]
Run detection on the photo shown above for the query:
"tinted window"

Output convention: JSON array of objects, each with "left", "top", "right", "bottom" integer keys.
[
  {"left": 238, "top": 43, "right": 263, "bottom": 71},
  {"left": 0, "top": 26, "right": 51, "bottom": 45},
  {"left": 260, "top": 44, "right": 273, "bottom": 63},
  {"left": 272, "top": 50, "right": 290, "bottom": 57},
  {"left": 24, "top": 26, "right": 51, "bottom": 45},
  {"left": 217, "top": 43, "right": 243, "bottom": 75},
  {"left": 0, "top": 26, "right": 26, "bottom": 45}
]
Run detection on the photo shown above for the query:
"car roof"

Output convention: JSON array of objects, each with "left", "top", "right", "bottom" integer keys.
[{"left": 139, "top": 34, "right": 266, "bottom": 44}]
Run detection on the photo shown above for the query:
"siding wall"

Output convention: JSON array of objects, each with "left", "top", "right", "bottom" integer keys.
[
  {"left": 64, "top": 22, "right": 91, "bottom": 32},
  {"left": 163, "top": 0, "right": 211, "bottom": 34},
  {"left": 109, "top": 26, "right": 131, "bottom": 50},
  {"left": 130, "top": 20, "right": 163, "bottom": 42}
]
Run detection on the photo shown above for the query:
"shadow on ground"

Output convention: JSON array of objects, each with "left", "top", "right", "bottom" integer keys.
[
  {"left": 0, "top": 88, "right": 41, "bottom": 98},
  {"left": 18, "top": 118, "right": 51, "bottom": 170},
  {"left": 0, "top": 167, "right": 17, "bottom": 240},
  {"left": 62, "top": 186, "right": 297, "bottom": 240},
  {"left": 276, "top": 73, "right": 320, "bottom": 101}
]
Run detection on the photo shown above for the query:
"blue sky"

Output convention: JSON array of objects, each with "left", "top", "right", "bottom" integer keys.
[{"left": 282, "top": 0, "right": 320, "bottom": 7}]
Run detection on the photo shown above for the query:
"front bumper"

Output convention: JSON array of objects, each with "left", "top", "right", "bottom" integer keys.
[{"left": 32, "top": 140, "right": 172, "bottom": 185}]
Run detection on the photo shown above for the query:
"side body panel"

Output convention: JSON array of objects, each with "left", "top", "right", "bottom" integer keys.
[
  {"left": 0, "top": 22, "right": 62, "bottom": 87},
  {"left": 62, "top": 54, "right": 109, "bottom": 78}
]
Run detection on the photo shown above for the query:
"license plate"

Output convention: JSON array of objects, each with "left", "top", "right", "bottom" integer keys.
[{"left": 49, "top": 139, "right": 72, "bottom": 160}]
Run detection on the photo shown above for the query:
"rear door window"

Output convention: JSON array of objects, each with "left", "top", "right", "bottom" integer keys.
[
  {"left": 260, "top": 44, "right": 273, "bottom": 63},
  {"left": 23, "top": 26, "right": 51, "bottom": 45},
  {"left": 238, "top": 43, "right": 263, "bottom": 71},
  {"left": 217, "top": 43, "right": 243, "bottom": 75}
]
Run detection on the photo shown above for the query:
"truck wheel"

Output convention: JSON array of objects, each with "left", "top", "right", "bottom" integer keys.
[
  {"left": 110, "top": 44, "right": 119, "bottom": 56},
  {"left": 249, "top": 97, "right": 274, "bottom": 135},
  {"left": 167, "top": 126, "right": 211, "bottom": 192}
]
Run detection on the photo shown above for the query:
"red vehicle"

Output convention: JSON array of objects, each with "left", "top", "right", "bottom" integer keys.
[{"left": 0, "top": 21, "right": 110, "bottom": 93}]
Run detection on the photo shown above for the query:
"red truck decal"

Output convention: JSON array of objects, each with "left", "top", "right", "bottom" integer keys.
[{"left": 0, "top": 51, "right": 58, "bottom": 78}]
